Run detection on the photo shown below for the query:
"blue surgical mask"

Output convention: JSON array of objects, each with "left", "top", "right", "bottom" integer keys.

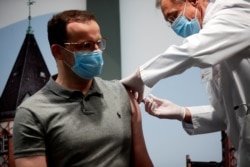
[
  {"left": 63, "top": 48, "right": 104, "bottom": 79},
  {"left": 72, "top": 51, "right": 104, "bottom": 79},
  {"left": 171, "top": 2, "right": 200, "bottom": 38}
]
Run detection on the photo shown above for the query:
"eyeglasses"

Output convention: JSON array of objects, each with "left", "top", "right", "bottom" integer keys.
[
  {"left": 234, "top": 103, "right": 250, "bottom": 115},
  {"left": 164, "top": 11, "right": 180, "bottom": 26},
  {"left": 64, "top": 38, "right": 107, "bottom": 51},
  {"left": 164, "top": 1, "right": 186, "bottom": 25},
  {"left": 166, "top": 14, "right": 178, "bottom": 24}
]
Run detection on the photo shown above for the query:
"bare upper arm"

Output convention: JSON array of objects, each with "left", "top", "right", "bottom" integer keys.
[
  {"left": 15, "top": 156, "right": 47, "bottom": 167},
  {"left": 126, "top": 90, "right": 154, "bottom": 167}
]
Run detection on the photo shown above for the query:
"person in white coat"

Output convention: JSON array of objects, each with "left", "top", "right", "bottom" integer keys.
[{"left": 121, "top": 0, "right": 250, "bottom": 166}]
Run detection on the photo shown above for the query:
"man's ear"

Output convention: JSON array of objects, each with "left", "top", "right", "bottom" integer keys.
[{"left": 51, "top": 44, "right": 64, "bottom": 60}]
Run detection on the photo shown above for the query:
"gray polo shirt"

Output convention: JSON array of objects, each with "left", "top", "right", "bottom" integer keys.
[{"left": 13, "top": 77, "right": 132, "bottom": 167}]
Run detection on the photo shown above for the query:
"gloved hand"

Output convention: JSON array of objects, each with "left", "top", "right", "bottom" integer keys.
[
  {"left": 120, "top": 68, "right": 145, "bottom": 103},
  {"left": 143, "top": 94, "right": 186, "bottom": 121}
]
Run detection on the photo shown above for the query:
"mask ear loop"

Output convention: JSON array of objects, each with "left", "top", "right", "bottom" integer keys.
[
  {"left": 183, "top": 1, "right": 198, "bottom": 19},
  {"left": 183, "top": 0, "right": 187, "bottom": 15},
  {"left": 195, "top": 5, "right": 198, "bottom": 18},
  {"left": 58, "top": 45, "right": 75, "bottom": 68},
  {"left": 194, "top": 5, "right": 201, "bottom": 28}
]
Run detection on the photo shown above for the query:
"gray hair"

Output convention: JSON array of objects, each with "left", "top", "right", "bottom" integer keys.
[{"left": 155, "top": 0, "right": 161, "bottom": 8}]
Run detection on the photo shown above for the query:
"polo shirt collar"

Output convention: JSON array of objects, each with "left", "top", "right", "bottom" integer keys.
[{"left": 47, "top": 75, "right": 103, "bottom": 100}]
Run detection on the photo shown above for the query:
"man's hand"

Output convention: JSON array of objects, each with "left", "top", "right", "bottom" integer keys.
[
  {"left": 143, "top": 94, "right": 186, "bottom": 121},
  {"left": 121, "top": 68, "right": 145, "bottom": 103}
]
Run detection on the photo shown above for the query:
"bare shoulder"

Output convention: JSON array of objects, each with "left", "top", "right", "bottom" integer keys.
[{"left": 15, "top": 156, "right": 47, "bottom": 167}]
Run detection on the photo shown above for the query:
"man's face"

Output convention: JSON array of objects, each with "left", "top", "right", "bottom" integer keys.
[
  {"left": 160, "top": 0, "right": 185, "bottom": 24},
  {"left": 59, "top": 20, "right": 103, "bottom": 67},
  {"left": 160, "top": 0, "right": 199, "bottom": 25}
]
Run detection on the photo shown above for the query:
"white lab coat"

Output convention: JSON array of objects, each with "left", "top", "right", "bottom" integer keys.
[{"left": 140, "top": 0, "right": 250, "bottom": 166}]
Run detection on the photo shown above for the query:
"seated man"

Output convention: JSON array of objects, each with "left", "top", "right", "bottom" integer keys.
[{"left": 13, "top": 10, "right": 153, "bottom": 167}]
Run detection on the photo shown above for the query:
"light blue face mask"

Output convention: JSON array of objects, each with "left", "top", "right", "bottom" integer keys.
[
  {"left": 72, "top": 50, "right": 104, "bottom": 79},
  {"left": 171, "top": 2, "right": 200, "bottom": 38},
  {"left": 61, "top": 46, "right": 104, "bottom": 79}
]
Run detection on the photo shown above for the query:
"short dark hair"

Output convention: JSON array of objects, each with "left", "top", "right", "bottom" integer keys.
[{"left": 47, "top": 10, "right": 96, "bottom": 46}]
